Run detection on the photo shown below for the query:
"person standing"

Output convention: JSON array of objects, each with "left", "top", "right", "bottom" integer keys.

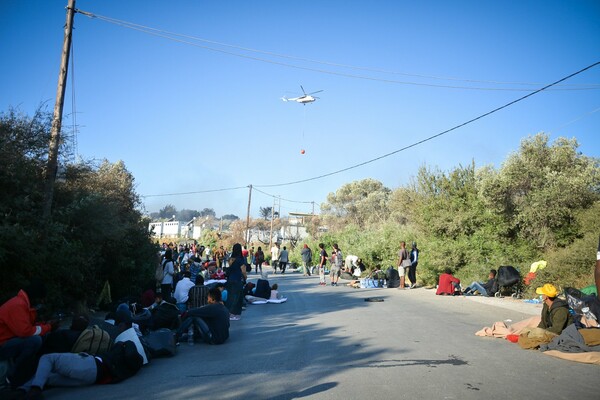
[
  {"left": 270, "top": 242, "right": 280, "bottom": 274},
  {"left": 330, "top": 244, "right": 343, "bottom": 286},
  {"left": 279, "top": 246, "right": 289, "bottom": 274},
  {"left": 160, "top": 249, "right": 175, "bottom": 300},
  {"left": 215, "top": 246, "right": 226, "bottom": 269},
  {"left": 408, "top": 242, "right": 419, "bottom": 288},
  {"left": 300, "top": 244, "right": 312, "bottom": 276},
  {"left": 254, "top": 246, "right": 265, "bottom": 274},
  {"left": 397, "top": 241, "right": 410, "bottom": 289},
  {"left": 318, "top": 243, "right": 328, "bottom": 286},
  {"left": 224, "top": 243, "right": 247, "bottom": 321}
]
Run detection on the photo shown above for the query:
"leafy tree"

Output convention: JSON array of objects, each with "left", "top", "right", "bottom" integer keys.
[
  {"left": 158, "top": 204, "right": 177, "bottom": 219},
  {"left": 259, "top": 206, "right": 273, "bottom": 220},
  {"left": 320, "top": 178, "right": 391, "bottom": 228},
  {"left": 178, "top": 208, "right": 200, "bottom": 222},
  {"left": 0, "top": 108, "right": 156, "bottom": 310},
  {"left": 200, "top": 208, "right": 216, "bottom": 218},
  {"left": 480, "top": 134, "right": 599, "bottom": 249},
  {"left": 221, "top": 214, "right": 239, "bottom": 220}
]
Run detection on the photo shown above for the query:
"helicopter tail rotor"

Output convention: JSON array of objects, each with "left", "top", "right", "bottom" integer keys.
[{"left": 281, "top": 96, "right": 289, "bottom": 102}]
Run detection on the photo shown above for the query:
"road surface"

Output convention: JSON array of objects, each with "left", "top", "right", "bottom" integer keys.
[{"left": 49, "top": 272, "right": 598, "bottom": 399}]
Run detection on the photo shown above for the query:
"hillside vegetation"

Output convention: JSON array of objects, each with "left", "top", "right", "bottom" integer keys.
[{"left": 1, "top": 106, "right": 597, "bottom": 310}]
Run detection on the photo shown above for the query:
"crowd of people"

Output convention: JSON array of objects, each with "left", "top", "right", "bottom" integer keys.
[{"left": 1, "top": 237, "right": 598, "bottom": 398}]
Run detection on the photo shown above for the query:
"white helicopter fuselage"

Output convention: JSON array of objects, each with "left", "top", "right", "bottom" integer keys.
[{"left": 296, "top": 95, "right": 315, "bottom": 104}]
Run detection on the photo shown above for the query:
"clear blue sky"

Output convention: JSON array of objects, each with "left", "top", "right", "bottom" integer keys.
[{"left": 1, "top": 0, "right": 599, "bottom": 218}]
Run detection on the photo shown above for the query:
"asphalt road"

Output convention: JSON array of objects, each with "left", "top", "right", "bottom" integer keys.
[{"left": 48, "top": 272, "right": 598, "bottom": 400}]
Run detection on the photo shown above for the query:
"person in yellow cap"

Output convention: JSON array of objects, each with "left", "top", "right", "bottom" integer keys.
[{"left": 535, "top": 283, "right": 573, "bottom": 335}]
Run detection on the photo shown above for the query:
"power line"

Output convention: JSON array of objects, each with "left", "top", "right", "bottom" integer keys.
[
  {"left": 142, "top": 185, "right": 248, "bottom": 198},
  {"left": 547, "top": 106, "right": 600, "bottom": 133},
  {"left": 76, "top": 9, "right": 599, "bottom": 92},
  {"left": 253, "top": 187, "right": 313, "bottom": 204},
  {"left": 254, "top": 61, "right": 600, "bottom": 189}
]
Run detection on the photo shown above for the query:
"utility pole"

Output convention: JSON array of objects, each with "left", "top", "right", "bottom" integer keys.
[
  {"left": 245, "top": 184, "right": 252, "bottom": 247},
  {"left": 311, "top": 201, "right": 315, "bottom": 215},
  {"left": 269, "top": 197, "right": 275, "bottom": 251},
  {"left": 43, "top": 0, "right": 76, "bottom": 220}
]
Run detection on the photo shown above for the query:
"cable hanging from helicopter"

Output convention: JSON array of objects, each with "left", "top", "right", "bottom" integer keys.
[{"left": 281, "top": 86, "right": 323, "bottom": 155}]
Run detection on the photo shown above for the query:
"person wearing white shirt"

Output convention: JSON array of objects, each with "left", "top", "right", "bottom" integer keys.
[{"left": 174, "top": 271, "right": 195, "bottom": 313}]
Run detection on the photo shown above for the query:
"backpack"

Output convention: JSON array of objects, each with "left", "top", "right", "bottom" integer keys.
[
  {"left": 152, "top": 301, "right": 180, "bottom": 330},
  {"left": 497, "top": 266, "right": 520, "bottom": 288},
  {"left": 102, "top": 340, "right": 143, "bottom": 383},
  {"left": 155, "top": 259, "right": 167, "bottom": 282},
  {"left": 71, "top": 325, "right": 111, "bottom": 355}
]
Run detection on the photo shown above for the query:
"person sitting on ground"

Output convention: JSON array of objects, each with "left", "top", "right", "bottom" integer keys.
[
  {"left": 15, "top": 311, "right": 143, "bottom": 399},
  {"left": 0, "top": 280, "right": 58, "bottom": 389},
  {"left": 40, "top": 314, "right": 90, "bottom": 355},
  {"left": 269, "top": 284, "right": 282, "bottom": 300},
  {"left": 187, "top": 275, "right": 210, "bottom": 309},
  {"left": 215, "top": 283, "right": 228, "bottom": 303},
  {"left": 211, "top": 267, "right": 226, "bottom": 280},
  {"left": 536, "top": 284, "right": 573, "bottom": 335},
  {"left": 245, "top": 273, "right": 271, "bottom": 303},
  {"left": 436, "top": 268, "right": 461, "bottom": 295},
  {"left": 462, "top": 269, "right": 498, "bottom": 297},
  {"left": 179, "top": 287, "right": 230, "bottom": 345},
  {"left": 173, "top": 271, "right": 195, "bottom": 313}
]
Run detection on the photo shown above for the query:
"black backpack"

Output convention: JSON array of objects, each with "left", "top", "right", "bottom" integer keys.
[
  {"left": 497, "top": 266, "right": 520, "bottom": 288},
  {"left": 151, "top": 302, "right": 180, "bottom": 330},
  {"left": 101, "top": 340, "right": 143, "bottom": 383}
]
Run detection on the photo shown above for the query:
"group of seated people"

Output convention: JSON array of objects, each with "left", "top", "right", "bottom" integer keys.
[
  {"left": 0, "top": 278, "right": 232, "bottom": 399},
  {"left": 435, "top": 268, "right": 498, "bottom": 297}
]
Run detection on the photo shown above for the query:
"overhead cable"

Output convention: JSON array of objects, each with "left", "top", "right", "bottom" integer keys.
[
  {"left": 142, "top": 185, "right": 248, "bottom": 198},
  {"left": 253, "top": 187, "right": 314, "bottom": 204},
  {"left": 254, "top": 61, "right": 600, "bottom": 188},
  {"left": 75, "top": 9, "right": 599, "bottom": 92}
]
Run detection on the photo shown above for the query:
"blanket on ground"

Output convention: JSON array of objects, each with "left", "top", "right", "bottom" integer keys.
[
  {"left": 543, "top": 350, "right": 600, "bottom": 365},
  {"left": 540, "top": 324, "right": 600, "bottom": 353},
  {"left": 475, "top": 316, "right": 541, "bottom": 338},
  {"left": 245, "top": 295, "right": 287, "bottom": 304}
]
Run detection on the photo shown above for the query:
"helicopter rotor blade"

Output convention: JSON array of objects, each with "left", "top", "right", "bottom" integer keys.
[
  {"left": 300, "top": 85, "right": 307, "bottom": 95},
  {"left": 309, "top": 90, "right": 323, "bottom": 95}
]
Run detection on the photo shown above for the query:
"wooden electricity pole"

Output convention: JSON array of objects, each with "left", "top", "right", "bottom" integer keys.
[
  {"left": 43, "top": 0, "right": 76, "bottom": 220},
  {"left": 269, "top": 196, "right": 275, "bottom": 251},
  {"left": 245, "top": 184, "right": 253, "bottom": 246}
]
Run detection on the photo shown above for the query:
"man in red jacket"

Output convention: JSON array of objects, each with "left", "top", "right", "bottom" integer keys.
[
  {"left": 436, "top": 268, "right": 461, "bottom": 295},
  {"left": 0, "top": 280, "right": 55, "bottom": 388}
]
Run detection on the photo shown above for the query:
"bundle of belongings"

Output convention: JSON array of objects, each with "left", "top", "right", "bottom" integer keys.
[
  {"left": 539, "top": 287, "right": 600, "bottom": 364},
  {"left": 476, "top": 285, "right": 600, "bottom": 365}
]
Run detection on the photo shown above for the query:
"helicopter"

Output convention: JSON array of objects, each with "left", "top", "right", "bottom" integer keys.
[{"left": 281, "top": 85, "right": 323, "bottom": 105}]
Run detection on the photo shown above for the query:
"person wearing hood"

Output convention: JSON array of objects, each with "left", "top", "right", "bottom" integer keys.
[
  {"left": 536, "top": 284, "right": 573, "bottom": 335},
  {"left": 0, "top": 280, "right": 57, "bottom": 388}
]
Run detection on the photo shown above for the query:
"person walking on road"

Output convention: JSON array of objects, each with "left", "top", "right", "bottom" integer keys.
[
  {"left": 254, "top": 247, "right": 265, "bottom": 274},
  {"left": 300, "top": 244, "right": 312, "bottom": 276},
  {"left": 279, "top": 246, "right": 289, "bottom": 274},
  {"left": 271, "top": 243, "right": 280, "bottom": 274},
  {"left": 318, "top": 243, "right": 328, "bottom": 286}
]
